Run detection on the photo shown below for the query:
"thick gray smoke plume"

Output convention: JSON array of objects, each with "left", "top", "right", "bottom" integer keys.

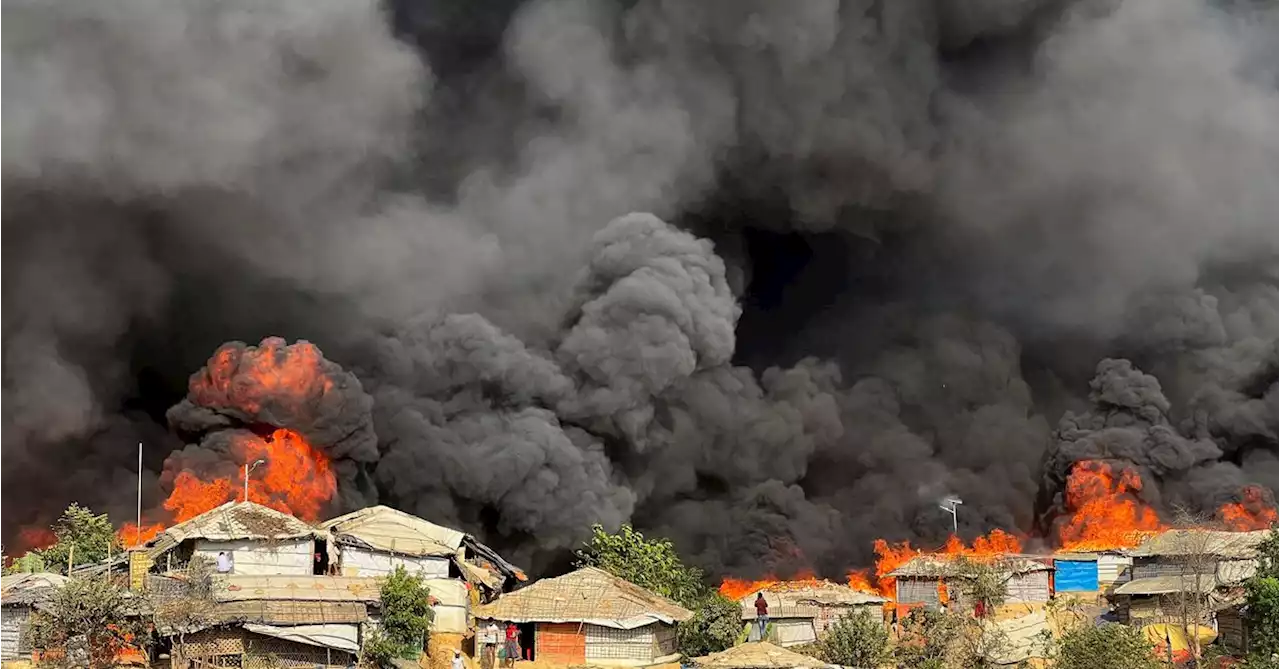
[{"left": 3, "top": 0, "right": 1275, "bottom": 576}]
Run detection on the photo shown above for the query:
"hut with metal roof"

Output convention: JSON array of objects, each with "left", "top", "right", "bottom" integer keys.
[
  {"left": 735, "top": 581, "right": 886, "bottom": 647},
  {"left": 1, "top": 572, "right": 69, "bottom": 660},
  {"left": 472, "top": 567, "right": 692, "bottom": 666}
]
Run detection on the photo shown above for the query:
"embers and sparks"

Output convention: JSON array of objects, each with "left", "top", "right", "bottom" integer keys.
[
  {"left": 1056, "top": 460, "right": 1165, "bottom": 551},
  {"left": 118, "top": 429, "right": 336, "bottom": 547}
]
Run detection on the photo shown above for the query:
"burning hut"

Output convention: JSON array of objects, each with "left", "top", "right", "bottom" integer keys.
[
  {"left": 472, "top": 567, "right": 691, "bottom": 666},
  {"left": 126, "top": 501, "right": 324, "bottom": 579},
  {"left": 735, "top": 581, "right": 886, "bottom": 647},
  {"left": 1, "top": 572, "right": 69, "bottom": 661},
  {"left": 889, "top": 555, "right": 1053, "bottom": 614},
  {"left": 1110, "top": 528, "right": 1271, "bottom": 654}
]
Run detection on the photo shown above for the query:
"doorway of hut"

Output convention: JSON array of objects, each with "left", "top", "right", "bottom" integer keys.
[
  {"left": 518, "top": 623, "right": 536, "bottom": 661},
  {"left": 313, "top": 538, "right": 331, "bottom": 575}
]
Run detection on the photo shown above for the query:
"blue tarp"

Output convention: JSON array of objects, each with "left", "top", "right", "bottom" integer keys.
[{"left": 1054, "top": 559, "right": 1099, "bottom": 592}]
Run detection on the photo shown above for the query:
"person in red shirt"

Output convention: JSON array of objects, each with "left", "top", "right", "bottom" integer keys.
[
  {"left": 503, "top": 623, "right": 520, "bottom": 668},
  {"left": 754, "top": 593, "right": 769, "bottom": 640}
]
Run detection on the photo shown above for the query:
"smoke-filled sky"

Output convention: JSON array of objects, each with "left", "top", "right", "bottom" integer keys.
[{"left": 3, "top": 0, "right": 1276, "bottom": 577}]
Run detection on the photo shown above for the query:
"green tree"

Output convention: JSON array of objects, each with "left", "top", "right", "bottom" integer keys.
[
  {"left": 893, "top": 608, "right": 965, "bottom": 669},
  {"left": 676, "top": 593, "right": 742, "bottom": 658},
  {"left": 5, "top": 551, "right": 47, "bottom": 574},
  {"left": 575, "top": 524, "right": 706, "bottom": 607},
  {"left": 37, "top": 503, "right": 118, "bottom": 574},
  {"left": 1244, "top": 527, "right": 1278, "bottom": 665},
  {"left": 1054, "top": 622, "right": 1160, "bottom": 669},
  {"left": 575, "top": 524, "right": 737, "bottom": 658},
  {"left": 364, "top": 565, "right": 435, "bottom": 667},
  {"left": 28, "top": 576, "right": 143, "bottom": 669},
  {"left": 814, "top": 611, "right": 890, "bottom": 667}
]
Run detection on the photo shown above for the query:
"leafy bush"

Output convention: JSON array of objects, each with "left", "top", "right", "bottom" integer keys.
[
  {"left": 37, "top": 503, "right": 119, "bottom": 574},
  {"left": 1244, "top": 528, "right": 1278, "bottom": 664},
  {"left": 676, "top": 593, "right": 742, "bottom": 658},
  {"left": 28, "top": 576, "right": 143, "bottom": 669},
  {"left": 1055, "top": 622, "right": 1161, "bottom": 669},
  {"left": 814, "top": 612, "right": 890, "bottom": 668},
  {"left": 365, "top": 566, "right": 434, "bottom": 666}
]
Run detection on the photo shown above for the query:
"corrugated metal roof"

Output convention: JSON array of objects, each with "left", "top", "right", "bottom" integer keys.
[
  {"left": 889, "top": 555, "right": 1052, "bottom": 578},
  {"left": 1113, "top": 576, "right": 1218, "bottom": 595},
  {"left": 321, "top": 506, "right": 459, "bottom": 557},
  {"left": 213, "top": 575, "right": 381, "bottom": 603},
  {"left": 692, "top": 642, "right": 828, "bottom": 669},
  {"left": 735, "top": 582, "right": 885, "bottom": 621},
  {"left": 472, "top": 567, "right": 692, "bottom": 629},
  {"left": 139, "top": 502, "right": 318, "bottom": 561},
  {"left": 1128, "top": 530, "right": 1271, "bottom": 559}
]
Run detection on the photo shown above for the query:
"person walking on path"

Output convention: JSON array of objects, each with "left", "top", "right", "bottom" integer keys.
[
  {"left": 754, "top": 593, "right": 769, "bottom": 640},
  {"left": 503, "top": 623, "right": 520, "bottom": 668}
]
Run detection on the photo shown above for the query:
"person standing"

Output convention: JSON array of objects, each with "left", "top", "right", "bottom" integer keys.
[
  {"left": 452, "top": 650, "right": 465, "bottom": 669},
  {"left": 216, "top": 551, "right": 232, "bottom": 574},
  {"left": 503, "top": 623, "right": 520, "bottom": 668},
  {"left": 754, "top": 593, "right": 769, "bottom": 640},
  {"left": 481, "top": 621, "right": 499, "bottom": 669}
]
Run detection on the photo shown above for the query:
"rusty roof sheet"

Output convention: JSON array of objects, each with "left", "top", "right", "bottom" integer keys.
[
  {"left": 472, "top": 567, "right": 691, "bottom": 629},
  {"left": 889, "top": 555, "right": 1052, "bottom": 578}
]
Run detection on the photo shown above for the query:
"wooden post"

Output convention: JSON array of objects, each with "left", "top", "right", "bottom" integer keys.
[{"left": 68, "top": 544, "right": 75, "bottom": 575}]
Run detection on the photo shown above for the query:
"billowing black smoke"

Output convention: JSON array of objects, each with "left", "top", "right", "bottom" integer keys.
[{"left": 3, "top": 0, "right": 1276, "bottom": 577}]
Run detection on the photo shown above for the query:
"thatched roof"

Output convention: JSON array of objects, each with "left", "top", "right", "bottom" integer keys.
[
  {"left": 736, "top": 581, "right": 885, "bottom": 621},
  {"left": 1128, "top": 530, "right": 1272, "bottom": 560},
  {"left": 691, "top": 642, "right": 827, "bottom": 669},
  {"left": 136, "top": 501, "right": 318, "bottom": 562},
  {"left": 1, "top": 572, "right": 68, "bottom": 606},
  {"left": 212, "top": 574, "right": 382, "bottom": 603},
  {"left": 472, "top": 567, "right": 692, "bottom": 629}
]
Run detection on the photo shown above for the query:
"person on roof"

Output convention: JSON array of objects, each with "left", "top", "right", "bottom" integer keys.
[{"left": 754, "top": 592, "right": 769, "bottom": 640}]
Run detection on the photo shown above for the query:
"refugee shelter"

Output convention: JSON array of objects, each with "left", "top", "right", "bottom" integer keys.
[
  {"left": 1051, "top": 551, "right": 1132, "bottom": 595},
  {"left": 689, "top": 641, "right": 828, "bottom": 669},
  {"left": 320, "top": 505, "right": 524, "bottom": 599},
  {"left": 163, "top": 574, "right": 380, "bottom": 669},
  {"left": 736, "top": 581, "right": 886, "bottom": 647},
  {"left": 890, "top": 555, "right": 1053, "bottom": 613},
  {"left": 472, "top": 567, "right": 691, "bottom": 666},
  {"left": 128, "top": 501, "right": 324, "bottom": 579},
  {"left": 1, "top": 572, "right": 68, "bottom": 660},
  {"left": 1110, "top": 529, "right": 1270, "bottom": 654}
]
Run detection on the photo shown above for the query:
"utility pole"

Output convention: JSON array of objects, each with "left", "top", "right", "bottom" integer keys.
[
  {"left": 136, "top": 442, "right": 143, "bottom": 548},
  {"left": 243, "top": 459, "right": 266, "bottom": 503},
  {"left": 939, "top": 498, "right": 963, "bottom": 535}
]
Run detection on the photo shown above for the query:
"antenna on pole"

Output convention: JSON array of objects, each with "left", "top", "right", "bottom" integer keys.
[{"left": 939, "top": 498, "right": 963, "bottom": 535}]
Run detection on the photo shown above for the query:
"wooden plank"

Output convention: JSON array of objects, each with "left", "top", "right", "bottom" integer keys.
[{"left": 536, "top": 623, "right": 585, "bottom": 664}]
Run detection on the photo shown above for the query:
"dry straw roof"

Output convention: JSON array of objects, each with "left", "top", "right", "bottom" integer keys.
[
  {"left": 736, "top": 581, "right": 885, "bottom": 621},
  {"left": 692, "top": 642, "right": 828, "bottom": 669},
  {"left": 472, "top": 567, "right": 692, "bottom": 629},
  {"left": 1127, "top": 529, "right": 1272, "bottom": 559},
  {"left": 1114, "top": 575, "right": 1219, "bottom": 596},
  {"left": 320, "top": 505, "right": 460, "bottom": 557}
]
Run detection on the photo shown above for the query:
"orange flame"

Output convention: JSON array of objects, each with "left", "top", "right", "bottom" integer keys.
[
  {"left": 718, "top": 569, "right": 822, "bottom": 601},
  {"left": 190, "top": 338, "right": 335, "bottom": 416},
  {"left": 118, "top": 429, "right": 336, "bottom": 547},
  {"left": 846, "top": 529, "right": 1024, "bottom": 599},
  {"left": 1057, "top": 460, "right": 1165, "bottom": 551},
  {"left": 1219, "top": 485, "right": 1278, "bottom": 531}
]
